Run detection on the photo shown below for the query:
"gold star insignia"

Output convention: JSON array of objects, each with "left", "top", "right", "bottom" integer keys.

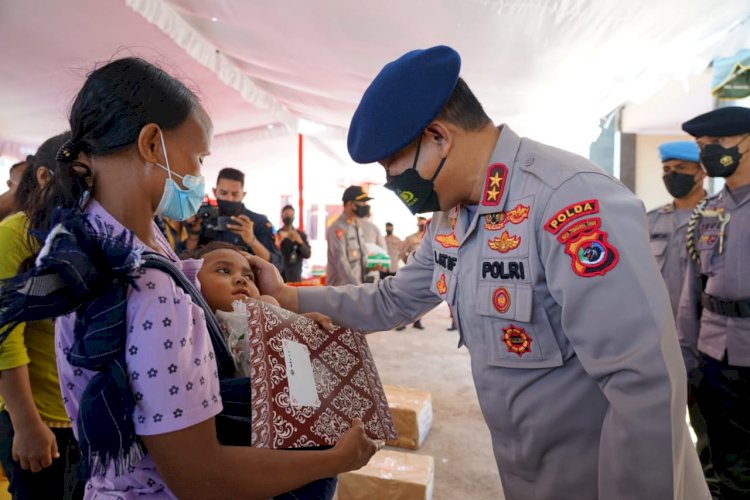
[
  {"left": 489, "top": 172, "right": 503, "bottom": 188},
  {"left": 486, "top": 187, "right": 500, "bottom": 202}
]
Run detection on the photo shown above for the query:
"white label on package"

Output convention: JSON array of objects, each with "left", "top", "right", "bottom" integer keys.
[{"left": 282, "top": 339, "right": 321, "bottom": 408}]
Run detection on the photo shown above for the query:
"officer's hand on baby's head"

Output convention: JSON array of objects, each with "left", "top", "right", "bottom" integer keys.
[
  {"left": 332, "top": 418, "right": 380, "bottom": 473},
  {"left": 242, "top": 252, "right": 284, "bottom": 296}
]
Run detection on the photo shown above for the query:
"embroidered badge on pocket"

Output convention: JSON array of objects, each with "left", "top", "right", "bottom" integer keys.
[{"left": 502, "top": 325, "right": 532, "bottom": 357}]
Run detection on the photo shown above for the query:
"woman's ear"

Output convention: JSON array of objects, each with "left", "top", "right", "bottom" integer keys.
[
  {"left": 137, "top": 123, "right": 163, "bottom": 164},
  {"left": 35, "top": 166, "right": 53, "bottom": 188}
]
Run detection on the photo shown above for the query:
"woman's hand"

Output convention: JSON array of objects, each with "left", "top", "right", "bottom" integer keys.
[
  {"left": 12, "top": 419, "right": 59, "bottom": 472},
  {"left": 330, "top": 419, "right": 382, "bottom": 473}
]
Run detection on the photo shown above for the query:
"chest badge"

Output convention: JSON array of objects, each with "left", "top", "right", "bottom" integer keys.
[
  {"left": 335, "top": 228, "right": 344, "bottom": 240},
  {"left": 502, "top": 325, "right": 532, "bottom": 357},
  {"left": 436, "top": 274, "right": 448, "bottom": 295},
  {"left": 492, "top": 287, "right": 511, "bottom": 313},
  {"left": 435, "top": 215, "right": 459, "bottom": 248},
  {"left": 484, "top": 203, "right": 530, "bottom": 231},
  {"left": 488, "top": 231, "right": 521, "bottom": 253}
]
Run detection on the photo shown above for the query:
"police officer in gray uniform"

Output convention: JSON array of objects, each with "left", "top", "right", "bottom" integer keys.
[
  {"left": 647, "top": 141, "right": 717, "bottom": 495},
  {"left": 325, "top": 186, "right": 370, "bottom": 286},
  {"left": 678, "top": 106, "right": 750, "bottom": 500},
  {"left": 252, "top": 46, "right": 707, "bottom": 499}
]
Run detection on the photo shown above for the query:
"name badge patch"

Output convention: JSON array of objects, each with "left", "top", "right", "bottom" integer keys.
[{"left": 545, "top": 199, "right": 599, "bottom": 234}]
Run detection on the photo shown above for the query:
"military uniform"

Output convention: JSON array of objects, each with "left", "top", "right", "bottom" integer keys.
[
  {"left": 647, "top": 203, "right": 692, "bottom": 320},
  {"left": 325, "top": 213, "right": 367, "bottom": 286},
  {"left": 678, "top": 183, "right": 750, "bottom": 498},
  {"left": 300, "top": 126, "right": 707, "bottom": 499}
]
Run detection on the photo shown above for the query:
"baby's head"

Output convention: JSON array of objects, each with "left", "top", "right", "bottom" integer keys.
[{"left": 183, "top": 241, "right": 262, "bottom": 312}]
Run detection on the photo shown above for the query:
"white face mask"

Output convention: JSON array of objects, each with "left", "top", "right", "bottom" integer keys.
[{"left": 153, "top": 131, "right": 205, "bottom": 221}]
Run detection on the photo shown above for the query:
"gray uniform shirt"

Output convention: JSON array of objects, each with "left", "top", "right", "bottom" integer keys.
[
  {"left": 301, "top": 126, "right": 707, "bottom": 500},
  {"left": 647, "top": 203, "right": 692, "bottom": 322},
  {"left": 678, "top": 183, "right": 750, "bottom": 372},
  {"left": 325, "top": 214, "right": 367, "bottom": 286},
  {"left": 360, "top": 217, "right": 387, "bottom": 250}
]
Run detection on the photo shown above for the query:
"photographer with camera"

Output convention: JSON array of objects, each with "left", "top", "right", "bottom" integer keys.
[{"left": 185, "top": 168, "right": 283, "bottom": 272}]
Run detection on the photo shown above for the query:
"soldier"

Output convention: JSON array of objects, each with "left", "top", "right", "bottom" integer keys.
[
  {"left": 678, "top": 106, "right": 750, "bottom": 500},
  {"left": 647, "top": 141, "right": 717, "bottom": 496},
  {"left": 325, "top": 185, "right": 370, "bottom": 286},
  {"left": 251, "top": 46, "right": 707, "bottom": 499}
]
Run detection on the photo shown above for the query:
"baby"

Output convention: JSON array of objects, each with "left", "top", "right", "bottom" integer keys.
[{"left": 184, "top": 241, "right": 331, "bottom": 325}]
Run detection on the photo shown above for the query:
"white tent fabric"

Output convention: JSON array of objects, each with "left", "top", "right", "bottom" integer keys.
[{"left": 1, "top": 0, "right": 749, "bottom": 223}]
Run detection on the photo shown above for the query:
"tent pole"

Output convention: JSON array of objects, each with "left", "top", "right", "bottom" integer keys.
[{"left": 298, "top": 133, "right": 304, "bottom": 232}]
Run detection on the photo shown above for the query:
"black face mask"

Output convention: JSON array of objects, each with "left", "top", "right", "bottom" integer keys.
[
  {"left": 662, "top": 171, "right": 698, "bottom": 198},
  {"left": 385, "top": 229, "right": 393, "bottom": 236},
  {"left": 700, "top": 135, "right": 748, "bottom": 178},
  {"left": 282, "top": 216, "right": 294, "bottom": 226},
  {"left": 217, "top": 199, "right": 244, "bottom": 216},
  {"left": 384, "top": 137, "right": 446, "bottom": 214},
  {"left": 353, "top": 204, "right": 370, "bottom": 218}
]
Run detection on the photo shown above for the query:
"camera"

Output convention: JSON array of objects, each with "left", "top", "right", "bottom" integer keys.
[{"left": 196, "top": 202, "right": 243, "bottom": 244}]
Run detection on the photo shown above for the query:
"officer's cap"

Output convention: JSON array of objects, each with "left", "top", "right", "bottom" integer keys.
[
  {"left": 342, "top": 185, "right": 373, "bottom": 203},
  {"left": 658, "top": 141, "right": 699, "bottom": 163},
  {"left": 347, "top": 45, "right": 461, "bottom": 164},
  {"left": 682, "top": 106, "right": 750, "bottom": 137}
]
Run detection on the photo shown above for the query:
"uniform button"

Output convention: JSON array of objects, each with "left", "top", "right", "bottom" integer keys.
[{"left": 523, "top": 155, "right": 535, "bottom": 166}]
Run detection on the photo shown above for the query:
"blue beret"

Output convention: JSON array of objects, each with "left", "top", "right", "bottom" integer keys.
[
  {"left": 347, "top": 46, "right": 461, "bottom": 164},
  {"left": 658, "top": 141, "right": 699, "bottom": 163},
  {"left": 682, "top": 106, "right": 750, "bottom": 137}
]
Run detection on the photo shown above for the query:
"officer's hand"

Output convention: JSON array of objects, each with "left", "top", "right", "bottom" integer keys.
[
  {"left": 243, "top": 253, "right": 285, "bottom": 297},
  {"left": 301, "top": 311, "right": 334, "bottom": 332},
  {"left": 12, "top": 419, "right": 59, "bottom": 472},
  {"left": 330, "top": 419, "right": 381, "bottom": 473},
  {"left": 227, "top": 215, "right": 255, "bottom": 246}
]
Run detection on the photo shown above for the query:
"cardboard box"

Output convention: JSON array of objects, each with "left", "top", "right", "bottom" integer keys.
[
  {"left": 384, "top": 385, "right": 432, "bottom": 450},
  {"left": 337, "top": 449, "right": 435, "bottom": 500}
]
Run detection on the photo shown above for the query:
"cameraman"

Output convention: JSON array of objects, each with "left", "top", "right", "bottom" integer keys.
[{"left": 185, "top": 168, "right": 283, "bottom": 272}]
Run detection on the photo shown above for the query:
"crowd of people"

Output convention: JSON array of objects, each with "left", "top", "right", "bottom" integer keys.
[{"left": 0, "top": 43, "right": 747, "bottom": 500}]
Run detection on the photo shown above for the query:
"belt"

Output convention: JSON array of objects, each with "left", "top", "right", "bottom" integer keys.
[{"left": 700, "top": 292, "right": 750, "bottom": 318}]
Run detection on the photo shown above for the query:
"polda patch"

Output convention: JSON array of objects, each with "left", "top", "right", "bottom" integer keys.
[
  {"left": 482, "top": 163, "right": 508, "bottom": 207},
  {"left": 502, "top": 324, "right": 532, "bottom": 357},
  {"left": 488, "top": 231, "right": 521, "bottom": 253},
  {"left": 492, "top": 287, "right": 511, "bottom": 313},
  {"left": 544, "top": 199, "right": 599, "bottom": 235},
  {"left": 335, "top": 228, "right": 344, "bottom": 240},
  {"left": 556, "top": 217, "right": 601, "bottom": 244},
  {"left": 564, "top": 228, "right": 619, "bottom": 277}
]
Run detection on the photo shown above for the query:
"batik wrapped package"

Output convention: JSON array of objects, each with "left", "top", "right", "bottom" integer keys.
[{"left": 216, "top": 299, "right": 397, "bottom": 448}]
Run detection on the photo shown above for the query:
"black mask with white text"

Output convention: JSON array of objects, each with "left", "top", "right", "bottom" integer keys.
[
  {"left": 699, "top": 135, "right": 749, "bottom": 178},
  {"left": 384, "top": 137, "right": 446, "bottom": 215}
]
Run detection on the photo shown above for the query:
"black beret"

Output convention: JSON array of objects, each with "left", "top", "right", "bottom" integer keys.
[
  {"left": 682, "top": 106, "right": 750, "bottom": 137},
  {"left": 347, "top": 46, "right": 461, "bottom": 164}
]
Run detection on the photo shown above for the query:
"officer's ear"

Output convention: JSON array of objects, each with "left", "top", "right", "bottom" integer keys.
[{"left": 425, "top": 121, "right": 453, "bottom": 156}]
